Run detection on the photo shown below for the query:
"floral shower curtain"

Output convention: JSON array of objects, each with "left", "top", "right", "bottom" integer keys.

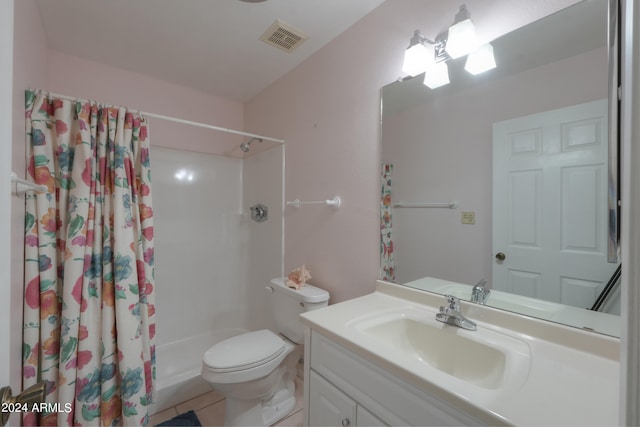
[
  {"left": 380, "top": 163, "right": 395, "bottom": 281},
  {"left": 22, "top": 90, "right": 156, "bottom": 426}
]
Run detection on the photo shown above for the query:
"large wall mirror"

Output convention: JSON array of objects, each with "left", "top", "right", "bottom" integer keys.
[{"left": 380, "top": 0, "right": 621, "bottom": 336}]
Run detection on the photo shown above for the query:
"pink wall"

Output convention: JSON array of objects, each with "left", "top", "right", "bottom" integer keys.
[
  {"left": 47, "top": 51, "right": 245, "bottom": 156},
  {"left": 244, "top": 0, "right": 581, "bottom": 303}
]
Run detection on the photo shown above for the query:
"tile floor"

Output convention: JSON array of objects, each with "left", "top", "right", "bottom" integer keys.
[{"left": 149, "top": 377, "right": 304, "bottom": 427}]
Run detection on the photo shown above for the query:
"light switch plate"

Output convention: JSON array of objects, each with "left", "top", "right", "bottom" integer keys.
[{"left": 461, "top": 211, "right": 475, "bottom": 224}]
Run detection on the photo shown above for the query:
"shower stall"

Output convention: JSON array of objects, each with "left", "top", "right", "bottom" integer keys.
[{"left": 150, "top": 143, "right": 284, "bottom": 414}]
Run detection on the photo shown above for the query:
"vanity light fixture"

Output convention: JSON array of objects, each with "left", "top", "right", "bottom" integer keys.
[
  {"left": 402, "top": 30, "right": 431, "bottom": 76},
  {"left": 464, "top": 42, "right": 496, "bottom": 75},
  {"left": 401, "top": 4, "right": 496, "bottom": 88},
  {"left": 445, "top": 5, "right": 478, "bottom": 59},
  {"left": 424, "top": 60, "right": 450, "bottom": 89}
]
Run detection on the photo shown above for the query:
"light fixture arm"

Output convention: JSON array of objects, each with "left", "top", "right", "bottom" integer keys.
[
  {"left": 407, "top": 29, "right": 435, "bottom": 48},
  {"left": 434, "top": 31, "right": 449, "bottom": 63}
]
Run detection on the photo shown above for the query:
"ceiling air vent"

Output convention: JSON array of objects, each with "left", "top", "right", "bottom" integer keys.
[{"left": 260, "top": 19, "right": 308, "bottom": 53}]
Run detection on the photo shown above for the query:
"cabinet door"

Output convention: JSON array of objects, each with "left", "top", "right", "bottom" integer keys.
[
  {"left": 309, "top": 371, "right": 356, "bottom": 427},
  {"left": 357, "top": 405, "right": 388, "bottom": 426}
]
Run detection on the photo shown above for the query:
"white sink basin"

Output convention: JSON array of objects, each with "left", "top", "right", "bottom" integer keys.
[{"left": 350, "top": 308, "right": 531, "bottom": 390}]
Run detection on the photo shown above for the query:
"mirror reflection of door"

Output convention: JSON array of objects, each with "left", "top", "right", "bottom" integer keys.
[{"left": 492, "top": 99, "right": 618, "bottom": 308}]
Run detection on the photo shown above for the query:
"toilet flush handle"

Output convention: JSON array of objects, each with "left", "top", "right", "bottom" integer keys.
[{"left": 265, "top": 286, "right": 274, "bottom": 293}]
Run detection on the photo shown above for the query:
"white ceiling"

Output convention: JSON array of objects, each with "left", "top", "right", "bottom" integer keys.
[{"left": 36, "top": 0, "right": 386, "bottom": 102}]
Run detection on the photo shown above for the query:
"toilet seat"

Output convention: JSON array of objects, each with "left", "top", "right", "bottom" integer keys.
[
  {"left": 203, "top": 330, "right": 286, "bottom": 372},
  {"left": 202, "top": 330, "right": 295, "bottom": 385},
  {"left": 200, "top": 278, "right": 329, "bottom": 426}
]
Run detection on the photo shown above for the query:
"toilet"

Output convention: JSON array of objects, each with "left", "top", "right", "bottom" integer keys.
[{"left": 201, "top": 278, "right": 330, "bottom": 426}]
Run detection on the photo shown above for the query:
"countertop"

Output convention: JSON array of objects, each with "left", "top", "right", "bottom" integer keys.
[{"left": 300, "top": 280, "right": 620, "bottom": 426}]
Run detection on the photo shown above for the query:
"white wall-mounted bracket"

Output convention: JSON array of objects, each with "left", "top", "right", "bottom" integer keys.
[{"left": 286, "top": 196, "right": 341, "bottom": 209}]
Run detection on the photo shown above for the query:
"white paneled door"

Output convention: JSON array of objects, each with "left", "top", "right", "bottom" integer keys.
[{"left": 493, "top": 100, "right": 618, "bottom": 308}]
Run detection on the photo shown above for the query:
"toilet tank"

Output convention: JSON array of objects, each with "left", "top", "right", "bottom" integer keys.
[{"left": 269, "top": 278, "right": 329, "bottom": 344}]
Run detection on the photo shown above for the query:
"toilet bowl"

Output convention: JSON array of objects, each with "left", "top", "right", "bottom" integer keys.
[{"left": 201, "top": 278, "right": 329, "bottom": 426}]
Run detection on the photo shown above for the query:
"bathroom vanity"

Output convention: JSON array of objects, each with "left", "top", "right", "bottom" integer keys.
[{"left": 301, "top": 280, "right": 620, "bottom": 426}]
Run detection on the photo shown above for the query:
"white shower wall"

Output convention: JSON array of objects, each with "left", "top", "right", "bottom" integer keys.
[
  {"left": 151, "top": 146, "right": 283, "bottom": 348},
  {"left": 243, "top": 145, "right": 285, "bottom": 332},
  {"left": 149, "top": 145, "right": 284, "bottom": 412},
  {"left": 152, "top": 147, "right": 247, "bottom": 346}
]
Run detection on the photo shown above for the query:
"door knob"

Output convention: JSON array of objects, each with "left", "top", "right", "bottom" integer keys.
[
  {"left": 495, "top": 252, "right": 506, "bottom": 261},
  {"left": 1, "top": 382, "right": 47, "bottom": 426}
]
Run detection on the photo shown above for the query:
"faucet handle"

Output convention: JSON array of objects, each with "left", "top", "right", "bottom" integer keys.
[
  {"left": 473, "top": 279, "right": 488, "bottom": 290},
  {"left": 444, "top": 294, "right": 460, "bottom": 310}
]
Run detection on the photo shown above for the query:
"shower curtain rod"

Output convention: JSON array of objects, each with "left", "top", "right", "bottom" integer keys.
[{"left": 41, "top": 91, "right": 285, "bottom": 144}]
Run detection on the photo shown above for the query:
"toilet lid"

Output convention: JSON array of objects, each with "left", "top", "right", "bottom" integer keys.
[{"left": 203, "top": 330, "right": 285, "bottom": 372}]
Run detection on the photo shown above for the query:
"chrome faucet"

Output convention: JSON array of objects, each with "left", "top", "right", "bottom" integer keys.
[
  {"left": 470, "top": 279, "right": 490, "bottom": 305},
  {"left": 436, "top": 295, "right": 477, "bottom": 331}
]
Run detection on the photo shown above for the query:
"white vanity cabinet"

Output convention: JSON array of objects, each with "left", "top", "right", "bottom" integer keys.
[
  {"left": 308, "top": 370, "right": 355, "bottom": 427},
  {"left": 308, "top": 371, "right": 386, "bottom": 427},
  {"left": 304, "top": 330, "right": 484, "bottom": 427}
]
